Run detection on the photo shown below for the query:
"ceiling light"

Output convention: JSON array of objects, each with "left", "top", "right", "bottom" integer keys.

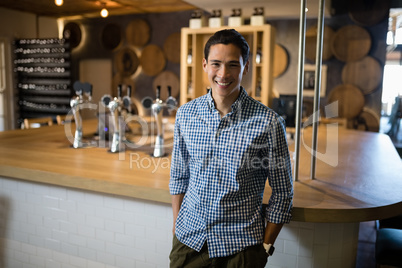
[
  {"left": 100, "top": 3, "right": 108, "bottom": 18},
  {"left": 100, "top": 8, "right": 108, "bottom": 17},
  {"left": 55, "top": 0, "right": 63, "bottom": 6}
]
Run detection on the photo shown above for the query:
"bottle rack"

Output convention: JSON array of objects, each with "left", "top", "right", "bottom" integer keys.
[
  {"left": 14, "top": 38, "right": 72, "bottom": 125},
  {"left": 180, "top": 25, "right": 275, "bottom": 107}
]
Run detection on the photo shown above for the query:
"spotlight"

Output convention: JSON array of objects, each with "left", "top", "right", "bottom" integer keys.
[
  {"left": 100, "top": 3, "right": 108, "bottom": 18},
  {"left": 100, "top": 8, "right": 109, "bottom": 17},
  {"left": 55, "top": 0, "right": 63, "bottom": 6}
]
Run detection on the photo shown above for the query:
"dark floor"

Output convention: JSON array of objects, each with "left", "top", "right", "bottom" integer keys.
[{"left": 356, "top": 221, "right": 377, "bottom": 268}]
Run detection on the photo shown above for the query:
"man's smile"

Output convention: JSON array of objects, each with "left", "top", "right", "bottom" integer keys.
[{"left": 216, "top": 81, "right": 231, "bottom": 86}]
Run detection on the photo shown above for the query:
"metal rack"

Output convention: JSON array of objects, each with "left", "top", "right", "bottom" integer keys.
[{"left": 13, "top": 38, "right": 72, "bottom": 127}]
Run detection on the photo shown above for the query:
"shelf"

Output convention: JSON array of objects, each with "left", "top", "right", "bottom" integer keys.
[
  {"left": 19, "top": 102, "right": 71, "bottom": 113},
  {"left": 180, "top": 25, "right": 275, "bottom": 107},
  {"left": 20, "top": 88, "right": 71, "bottom": 96},
  {"left": 21, "top": 96, "right": 71, "bottom": 105},
  {"left": 16, "top": 71, "right": 71, "bottom": 78},
  {"left": 18, "top": 78, "right": 71, "bottom": 85}
]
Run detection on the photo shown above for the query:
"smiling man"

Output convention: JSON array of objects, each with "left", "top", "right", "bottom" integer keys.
[{"left": 169, "top": 29, "right": 293, "bottom": 268}]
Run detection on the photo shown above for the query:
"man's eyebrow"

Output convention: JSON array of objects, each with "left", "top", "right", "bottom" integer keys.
[{"left": 209, "top": 59, "right": 240, "bottom": 64}]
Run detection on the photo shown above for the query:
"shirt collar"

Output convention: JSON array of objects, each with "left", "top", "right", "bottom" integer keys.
[
  {"left": 206, "top": 87, "right": 248, "bottom": 113},
  {"left": 231, "top": 87, "right": 248, "bottom": 113},
  {"left": 206, "top": 89, "right": 215, "bottom": 110}
]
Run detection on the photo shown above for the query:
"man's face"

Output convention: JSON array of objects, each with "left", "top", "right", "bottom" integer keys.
[{"left": 202, "top": 43, "right": 249, "bottom": 100}]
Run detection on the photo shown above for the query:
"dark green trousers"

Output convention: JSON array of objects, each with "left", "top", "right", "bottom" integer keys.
[{"left": 169, "top": 235, "right": 269, "bottom": 268}]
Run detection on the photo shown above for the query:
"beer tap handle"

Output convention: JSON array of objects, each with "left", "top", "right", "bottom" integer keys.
[
  {"left": 86, "top": 84, "right": 92, "bottom": 101},
  {"left": 156, "top": 85, "right": 161, "bottom": 100},
  {"left": 123, "top": 85, "right": 132, "bottom": 112},
  {"left": 167, "top": 86, "right": 172, "bottom": 97},
  {"left": 127, "top": 85, "right": 132, "bottom": 97},
  {"left": 73, "top": 81, "right": 82, "bottom": 96},
  {"left": 117, "top": 85, "right": 122, "bottom": 99},
  {"left": 166, "top": 86, "right": 177, "bottom": 111}
]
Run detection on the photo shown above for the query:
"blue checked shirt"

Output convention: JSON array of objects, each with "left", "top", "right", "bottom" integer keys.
[{"left": 169, "top": 88, "right": 293, "bottom": 258}]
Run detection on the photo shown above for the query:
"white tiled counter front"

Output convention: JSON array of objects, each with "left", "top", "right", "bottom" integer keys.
[
  {"left": 0, "top": 176, "right": 174, "bottom": 268},
  {"left": 0, "top": 176, "right": 359, "bottom": 268},
  {"left": 267, "top": 222, "right": 359, "bottom": 268}
]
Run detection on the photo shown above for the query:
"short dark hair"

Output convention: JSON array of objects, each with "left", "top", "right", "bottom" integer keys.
[{"left": 204, "top": 29, "right": 250, "bottom": 65}]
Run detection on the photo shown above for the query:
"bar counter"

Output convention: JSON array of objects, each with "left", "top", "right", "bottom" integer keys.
[
  {"left": 1, "top": 119, "right": 402, "bottom": 267},
  {"left": 1, "top": 119, "right": 401, "bottom": 222}
]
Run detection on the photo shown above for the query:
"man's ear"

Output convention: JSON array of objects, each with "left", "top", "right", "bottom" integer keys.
[
  {"left": 243, "top": 60, "right": 250, "bottom": 75},
  {"left": 202, "top": 58, "right": 208, "bottom": 72}
]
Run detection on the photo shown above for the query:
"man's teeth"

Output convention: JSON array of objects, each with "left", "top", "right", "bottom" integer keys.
[{"left": 217, "top": 81, "right": 230, "bottom": 86}]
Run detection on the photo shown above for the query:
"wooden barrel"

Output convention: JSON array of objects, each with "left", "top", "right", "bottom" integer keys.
[
  {"left": 163, "top": 32, "right": 181, "bottom": 64},
  {"left": 126, "top": 19, "right": 151, "bottom": 47},
  {"left": 101, "top": 24, "right": 122, "bottom": 50},
  {"left": 353, "top": 107, "right": 380, "bottom": 132},
  {"left": 114, "top": 47, "right": 140, "bottom": 76},
  {"left": 341, "top": 56, "right": 382, "bottom": 95},
  {"left": 63, "top": 22, "right": 82, "bottom": 49},
  {"left": 348, "top": 0, "right": 390, "bottom": 26},
  {"left": 273, "top": 44, "right": 289, "bottom": 78},
  {"left": 152, "top": 71, "right": 180, "bottom": 100},
  {"left": 327, "top": 84, "right": 365, "bottom": 119},
  {"left": 330, "top": 25, "right": 371, "bottom": 62},
  {"left": 305, "top": 25, "right": 334, "bottom": 62},
  {"left": 140, "top": 44, "right": 166, "bottom": 76}
]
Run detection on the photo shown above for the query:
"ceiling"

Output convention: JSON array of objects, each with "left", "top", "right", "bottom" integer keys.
[
  {"left": 0, "top": 0, "right": 197, "bottom": 18},
  {"left": 0, "top": 0, "right": 329, "bottom": 19},
  {"left": 0, "top": 0, "right": 400, "bottom": 21}
]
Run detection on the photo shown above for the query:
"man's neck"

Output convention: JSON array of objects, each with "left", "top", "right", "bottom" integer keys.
[{"left": 212, "top": 89, "right": 241, "bottom": 117}]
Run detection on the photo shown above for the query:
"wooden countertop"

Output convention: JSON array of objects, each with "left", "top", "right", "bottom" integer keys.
[{"left": 0, "top": 119, "right": 401, "bottom": 223}]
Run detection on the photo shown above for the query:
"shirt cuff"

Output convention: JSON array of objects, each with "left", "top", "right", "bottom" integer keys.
[
  {"left": 169, "top": 180, "right": 188, "bottom": 195},
  {"left": 266, "top": 210, "right": 292, "bottom": 224}
]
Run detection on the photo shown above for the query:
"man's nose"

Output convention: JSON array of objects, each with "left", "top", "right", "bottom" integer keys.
[{"left": 217, "top": 65, "right": 230, "bottom": 77}]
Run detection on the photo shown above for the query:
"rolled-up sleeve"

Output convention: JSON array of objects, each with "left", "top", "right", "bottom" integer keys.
[
  {"left": 169, "top": 109, "right": 190, "bottom": 195},
  {"left": 265, "top": 116, "right": 293, "bottom": 224}
]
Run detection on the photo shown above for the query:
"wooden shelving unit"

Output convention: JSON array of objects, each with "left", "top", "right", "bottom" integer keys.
[{"left": 180, "top": 25, "right": 276, "bottom": 107}]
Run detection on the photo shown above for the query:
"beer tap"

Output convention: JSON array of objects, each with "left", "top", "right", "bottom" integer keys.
[
  {"left": 151, "top": 85, "right": 177, "bottom": 157},
  {"left": 70, "top": 81, "right": 93, "bottom": 148},
  {"left": 101, "top": 85, "right": 132, "bottom": 153}
]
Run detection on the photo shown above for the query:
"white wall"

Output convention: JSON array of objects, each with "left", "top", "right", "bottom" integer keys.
[
  {"left": 38, "top": 16, "right": 60, "bottom": 39},
  {"left": 79, "top": 59, "right": 113, "bottom": 119},
  {"left": 0, "top": 7, "right": 58, "bottom": 39},
  {"left": 0, "top": 8, "right": 37, "bottom": 39},
  {"left": 0, "top": 7, "right": 59, "bottom": 130}
]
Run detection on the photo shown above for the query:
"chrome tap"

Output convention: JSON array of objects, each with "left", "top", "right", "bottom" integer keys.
[
  {"left": 101, "top": 85, "right": 132, "bottom": 153},
  {"left": 70, "top": 81, "right": 92, "bottom": 148},
  {"left": 151, "top": 85, "right": 177, "bottom": 157}
]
